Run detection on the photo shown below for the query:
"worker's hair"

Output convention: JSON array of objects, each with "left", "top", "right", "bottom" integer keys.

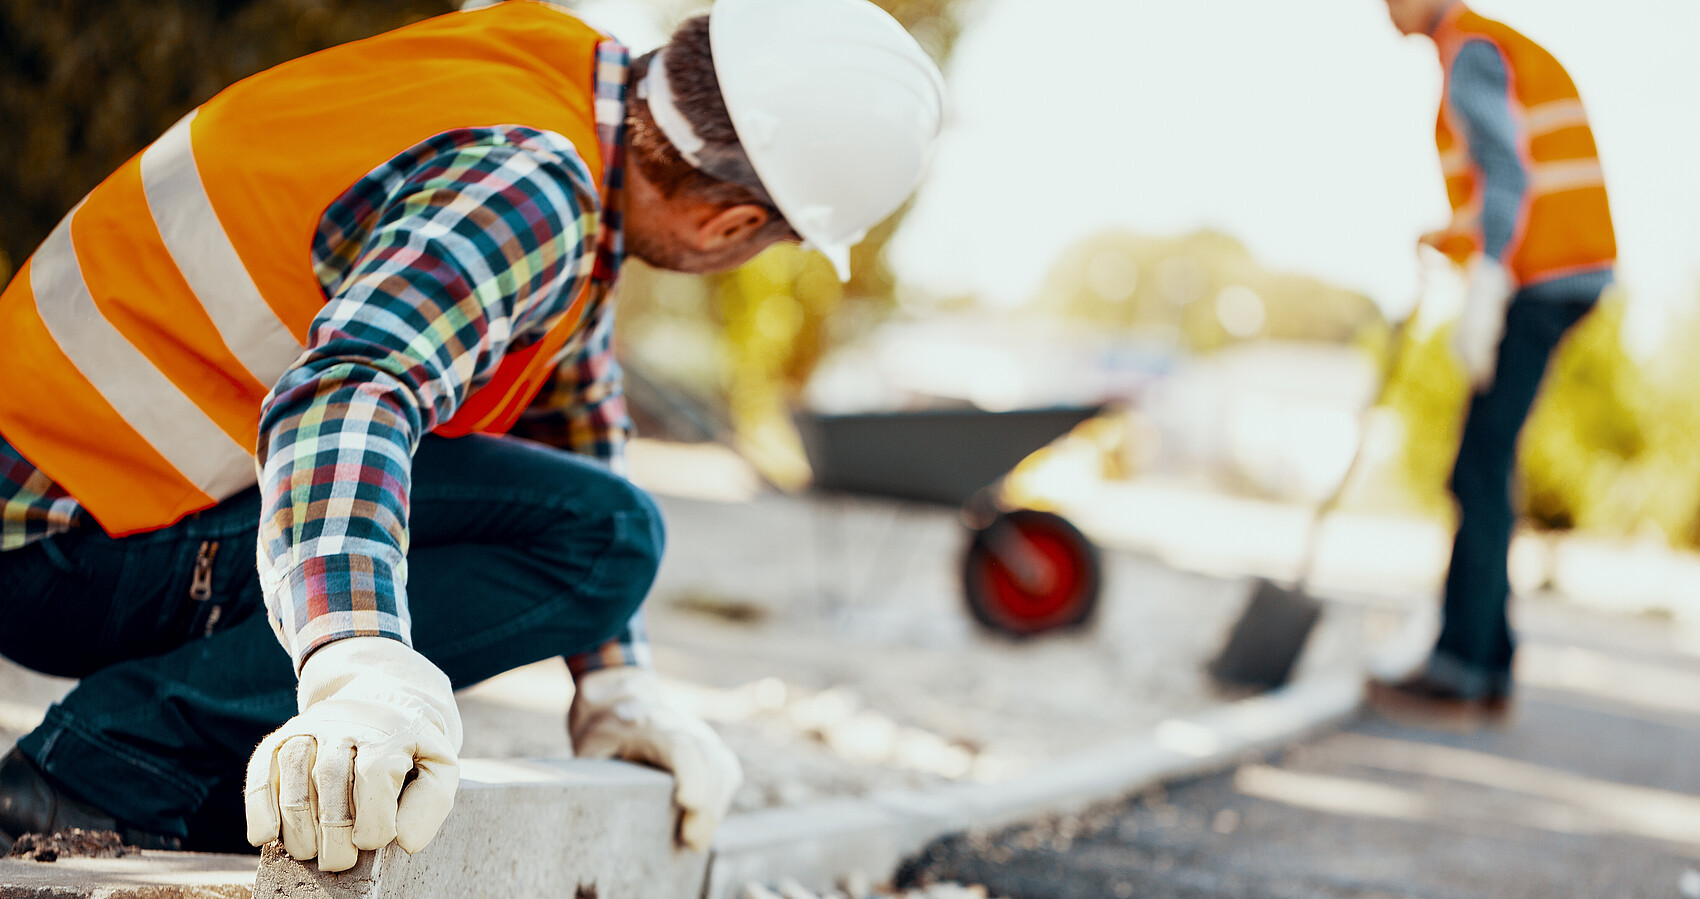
[{"left": 627, "top": 16, "right": 795, "bottom": 240}]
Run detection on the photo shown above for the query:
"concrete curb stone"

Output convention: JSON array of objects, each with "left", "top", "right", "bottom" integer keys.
[
  {"left": 709, "top": 669, "right": 1360, "bottom": 898},
  {"left": 707, "top": 608, "right": 1433, "bottom": 898},
  {"left": 254, "top": 758, "right": 708, "bottom": 899},
  {"left": 8, "top": 613, "right": 1430, "bottom": 898}
]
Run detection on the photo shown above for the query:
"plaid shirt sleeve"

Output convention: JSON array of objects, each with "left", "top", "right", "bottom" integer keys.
[{"left": 256, "top": 126, "right": 601, "bottom": 671}]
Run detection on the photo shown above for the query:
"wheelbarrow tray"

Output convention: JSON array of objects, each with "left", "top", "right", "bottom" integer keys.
[{"left": 794, "top": 404, "right": 1104, "bottom": 506}]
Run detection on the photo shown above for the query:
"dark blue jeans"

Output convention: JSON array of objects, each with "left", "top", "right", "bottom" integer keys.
[
  {"left": 1428, "top": 292, "right": 1596, "bottom": 697},
  {"left": 0, "top": 434, "right": 663, "bottom": 850}
]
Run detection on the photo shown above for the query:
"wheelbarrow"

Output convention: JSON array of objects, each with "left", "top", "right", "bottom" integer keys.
[{"left": 793, "top": 404, "right": 1106, "bottom": 637}]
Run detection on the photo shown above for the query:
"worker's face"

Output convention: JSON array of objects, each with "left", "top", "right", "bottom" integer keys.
[{"left": 1382, "top": 0, "right": 1446, "bottom": 36}]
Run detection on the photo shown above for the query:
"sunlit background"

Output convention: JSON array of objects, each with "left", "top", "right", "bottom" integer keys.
[
  {"left": 6, "top": 2, "right": 1700, "bottom": 874},
  {"left": 6, "top": 0, "right": 1700, "bottom": 571}
]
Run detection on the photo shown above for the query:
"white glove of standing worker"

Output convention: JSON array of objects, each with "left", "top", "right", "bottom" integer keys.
[
  {"left": 245, "top": 636, "right": 462, "bottom": 872},
  {"left": 569, "top": 666, "right": 742, "bottom": 852},
  {"left": 1453, "top": 256, "right": 1515, "bottom": 391}
]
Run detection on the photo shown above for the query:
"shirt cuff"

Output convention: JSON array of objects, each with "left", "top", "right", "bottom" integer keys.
[
  {"left": 269, "top": 554, "right": 412, "bottom": 673},
  {"left": 566, "top": 637, "right": 649, "bottom": 679}
]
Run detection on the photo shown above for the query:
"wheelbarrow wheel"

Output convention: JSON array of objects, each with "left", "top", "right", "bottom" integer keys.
[{"left": 962, "top": 509, "right": 1101, "bottom": 637}]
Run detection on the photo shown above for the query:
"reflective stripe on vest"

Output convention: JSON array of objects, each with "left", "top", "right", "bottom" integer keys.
[
  {"left": 30, "top": 205, "right": 259, "bottom": 503},
  {"left": 142, "top": 111, "right": 307, "bottom": 385},
  {"left": 0, "top": 2, "right": 610, "bottom": 536},
  {"left": 1432, "top": 6, "right": 1615, "bottom": 283}
]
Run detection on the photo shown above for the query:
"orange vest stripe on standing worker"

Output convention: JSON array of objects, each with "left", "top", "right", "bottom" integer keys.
[
  {"left": 1431, "top": 4, "right": 1615, "bottom": 285},
  {"left": 0, "top": 2, "right": 609, "bottom": 538}
]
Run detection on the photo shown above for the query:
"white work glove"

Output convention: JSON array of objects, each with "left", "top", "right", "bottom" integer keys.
[
  {"left": 1453, "top": 256, "right": 1515, "bottom": 391},
  {"left": 569, "top": 667, "right": 742, "bottom": 852},
  {"left": 245, "top": 636, "right": 463, "bottom": 872}
]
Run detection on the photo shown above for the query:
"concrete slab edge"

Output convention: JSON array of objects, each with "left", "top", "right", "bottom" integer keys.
[
  {"left": 254, "top": 758, "right": 707, "bottom": 899},
  {"left": 0, "top": 613, "right": 1436, "bottom": 899},
  {"left": 705, "top": 610, "right": 1435, "bottom": 898}
]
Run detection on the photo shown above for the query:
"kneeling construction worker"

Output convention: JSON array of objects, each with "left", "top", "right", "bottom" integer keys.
[{"left": 0, "top": 0, "right": 944, "bottom": 869}]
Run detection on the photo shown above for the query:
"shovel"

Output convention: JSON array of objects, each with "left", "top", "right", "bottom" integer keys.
[{"left": 1209, "top": 266, "right": 1433, "bottom": 691}]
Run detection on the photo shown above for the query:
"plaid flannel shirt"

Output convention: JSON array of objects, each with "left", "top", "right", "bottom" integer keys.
[{"left": 1, "top": 40, "right": 649, "bottom": 678}]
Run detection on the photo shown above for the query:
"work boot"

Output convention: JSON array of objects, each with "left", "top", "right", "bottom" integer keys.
[
  {"left": 1365, "top": 674, "right": 1512, "bottom": 733},
  {"left": 0, "top": 748, "right": 180, "bottom": 853}
]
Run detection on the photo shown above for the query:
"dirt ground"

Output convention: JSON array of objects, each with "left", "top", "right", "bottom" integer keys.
[
  {"left": 455, "top": 478, "right": 1412, "bottom": 812},
  {"left": 6, "top": 828, "right": 139, "bottom": 862},
  {"left": 0, "top": 442, "right": 1416, "bottom": 817}
]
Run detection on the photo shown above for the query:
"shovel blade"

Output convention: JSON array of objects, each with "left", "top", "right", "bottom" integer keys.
[{"left": 1209, "top": 579, "right": 1324, "bottom": 691}]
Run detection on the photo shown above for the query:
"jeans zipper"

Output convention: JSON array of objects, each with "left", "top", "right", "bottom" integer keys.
[
  {"left": 190, "top": 540, "right": 223, "bottom": 636},
  {"left": 189, "top": 541, "right": 219, "bottom": 600}
]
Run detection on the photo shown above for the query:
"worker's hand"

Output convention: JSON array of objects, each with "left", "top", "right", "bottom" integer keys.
[
  {"left": 244, "top": 636, "right": 462, "bottom": 872},
  {"left": 569, "top": 666, "right": 742, "bottom": 852},
  {"left": 1453, "top": 256, "right": 1515, "bottom": 391},
  {"left": 1418, "top": 228, "right": 1451, "bottom": 252}
]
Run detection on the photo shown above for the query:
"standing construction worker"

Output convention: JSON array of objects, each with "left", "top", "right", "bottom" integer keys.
[
  {"left": 1368, "top": 0, "right": 1615, "bottom": 722},
  {"left": 0, "top": 0, "right": 944, "bottom": 869}
]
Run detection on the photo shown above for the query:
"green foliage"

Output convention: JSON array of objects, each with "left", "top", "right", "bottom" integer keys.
[
  {"left": 1376, "top": 318, "right": 1468, "bottom": 518},
  {"left": 0, "top": 0, "right": 456, "bottom": 267},
  {"left": 1381, "top": 290, "right": 1700, "bottom": 548},
  {"left": 1031, "top": 228, "right": 1384, "bottom": 351},
  {"left": 1025, "top": 225, "right": 1700, "bottom": 550},
  {"left": 1519, "top": 296, "right": 1645, "bottom": 531}
]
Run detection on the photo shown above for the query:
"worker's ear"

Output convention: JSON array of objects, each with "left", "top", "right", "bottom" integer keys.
[{"left": 693, "top": 203, "right": 771, "bottom": 252}]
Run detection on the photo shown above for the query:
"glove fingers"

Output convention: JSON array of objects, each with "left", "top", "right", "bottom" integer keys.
[
  {"left": 243, "top": 732, "right": 285, "bottom": 847},
  {"left": 349, "top": 725, "right": 460, "bottom": 852},
  {"left": 276, "top": 736, "right": 320, "bottom": 860},
  {"left": 660, "top": 732, "right": 713, "bottom": 812},
  {"left": 394, "top": 756, "right": 459, "bottom": 854},
  {"left": 572, "top": 728, "right": 632, "bottom": 761},
  {"left": 663, "top": 731, "right": 741, "bottom": 851},
  {"left": 312, "top": 738, "right": 359, "bottom": 872},
  {"left": 679, "top": 807, "right": 722, "bottom": 853},
  {"left": 350, "top": 749, "right": 410, "bottom": 852},
  {"left": 665, "top": 725, "right": 742, "bottom": 802}
]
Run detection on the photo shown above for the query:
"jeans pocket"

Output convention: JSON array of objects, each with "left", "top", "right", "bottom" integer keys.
[{"left": 2, "top": 542, "right": 58, "bottom": 599}]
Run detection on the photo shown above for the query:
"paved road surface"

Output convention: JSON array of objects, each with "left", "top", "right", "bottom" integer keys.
[{"left": 898, "top": 595, "right": 1700, "bottom": 898}]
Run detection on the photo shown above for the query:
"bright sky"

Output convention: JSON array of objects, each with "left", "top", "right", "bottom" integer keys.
[{"left": 884, "top": 0, "right": 1700, "bottom": 343}]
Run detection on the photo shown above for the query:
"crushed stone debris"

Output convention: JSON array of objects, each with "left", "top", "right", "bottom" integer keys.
[
  {"left": 744, "top": 879, "right": 1001, "bottom": 899},
  {"left": 6, "top": 828, "right": 141, "bottom": 862}
]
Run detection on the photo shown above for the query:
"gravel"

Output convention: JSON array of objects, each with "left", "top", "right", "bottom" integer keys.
[
  {"left": 6, "top": 828, "right": 140, "bottom": 862},
  {"left": 742, "top": 876, "right": 1006, "bottom": 899}
]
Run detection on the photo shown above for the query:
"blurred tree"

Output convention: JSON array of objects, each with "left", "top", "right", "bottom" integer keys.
[
  {"left": 1634, "top": 303, "right": 1700, "bottom": 547},
  {"left": 1376, "top": 317, "right": 1468, "bottom": 518},
  {"left": 1377, "top": 288, "right": 1700, "bottom": 550},
  {"left": 0, "top": 0, "right": 456, "bottom": 267},
  {"left": 1026, "top": 225, "right": 1700, "bottom": 553},
  {"left": 1030, "top": 228, "right": 1385, "bottom": 352},
  {"left": 1519, "top": 295, "right": 1645, "bottom": 533}
]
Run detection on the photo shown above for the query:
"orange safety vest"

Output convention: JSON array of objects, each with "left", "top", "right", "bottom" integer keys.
[
  {"left": 0, "top": 1, "right": 611, "bottom": 538},
  {"left": 1431, "top": 4, "right": 1616, "bottom": 285}
]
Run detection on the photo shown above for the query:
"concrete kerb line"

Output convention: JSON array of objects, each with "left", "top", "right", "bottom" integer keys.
[
  {"left": 0, "top": 612, "right": 1434, "bottom": 899},
  {"left": 703, "top": 608, "right": 1435, "bottom": 898}
]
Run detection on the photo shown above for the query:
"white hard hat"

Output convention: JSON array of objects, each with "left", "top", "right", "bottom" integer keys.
[{"left": 707, "top": 0, "right": 947, "bottom": 281}]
